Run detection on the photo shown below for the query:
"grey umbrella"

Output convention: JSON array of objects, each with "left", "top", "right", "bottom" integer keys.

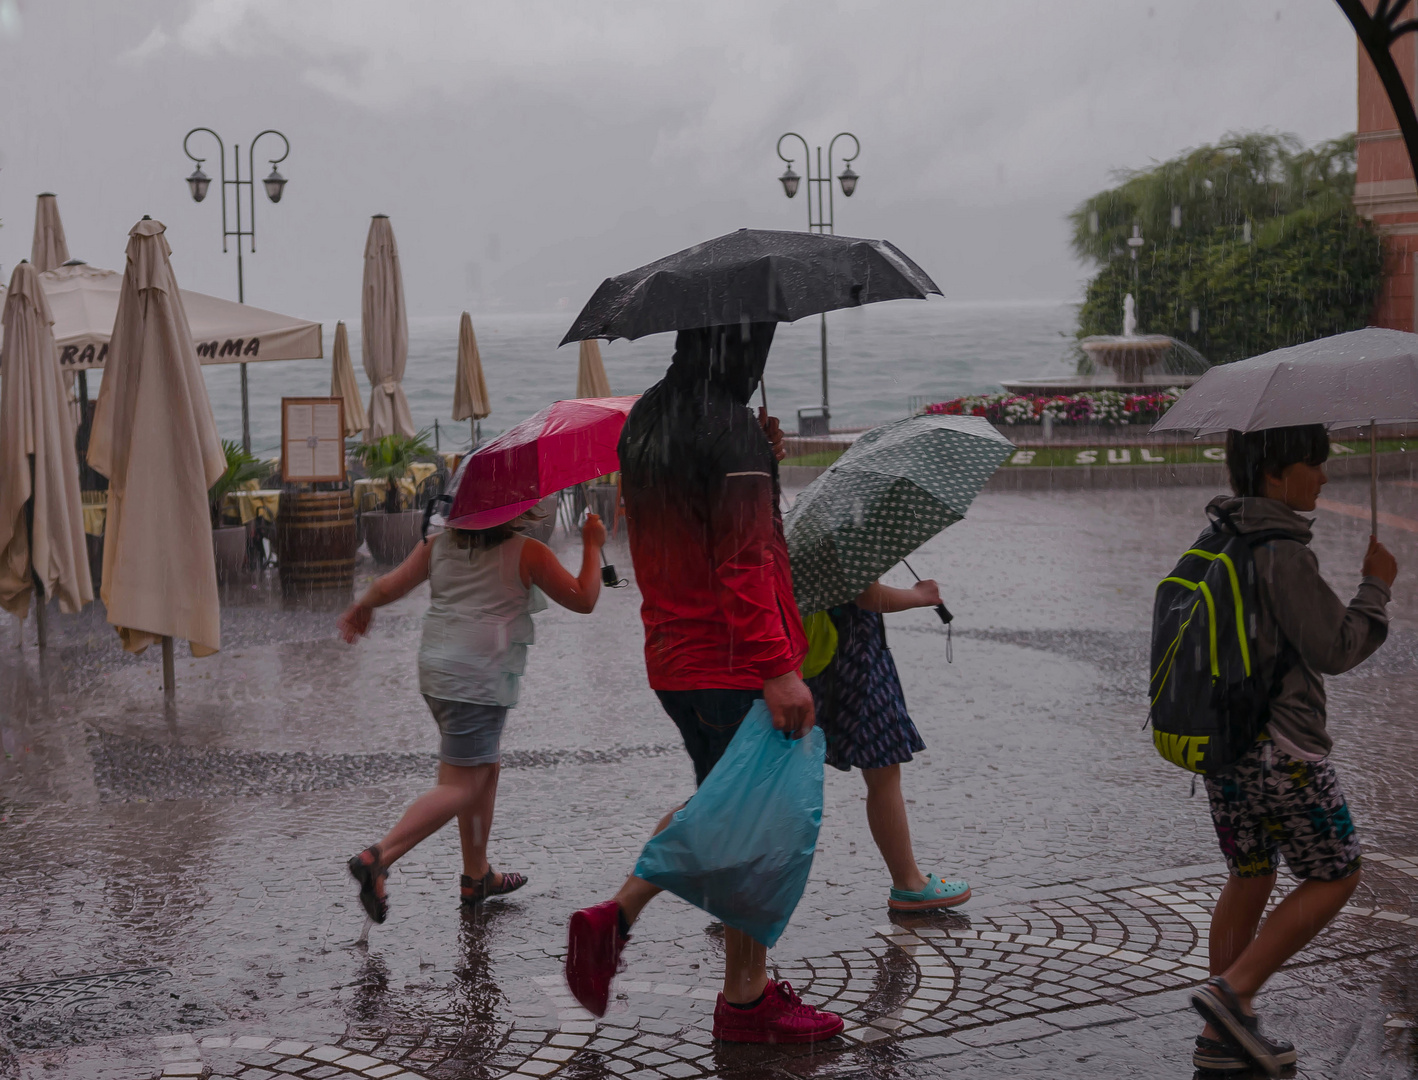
[{"left": 1151, "top": 327, "right": 1418, "bottom": 533}]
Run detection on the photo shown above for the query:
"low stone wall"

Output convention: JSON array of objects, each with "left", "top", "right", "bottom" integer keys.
[{"left": 780, "top": 448, "right": 1417, "bottom": 492}]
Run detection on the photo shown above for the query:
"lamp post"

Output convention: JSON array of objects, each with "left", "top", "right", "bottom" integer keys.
[
  {"left": 775, "top": 131, "right": 860, "bottom": 432},
  {"left": 182, "top": 127, "right": 291, "bottom": 454}
]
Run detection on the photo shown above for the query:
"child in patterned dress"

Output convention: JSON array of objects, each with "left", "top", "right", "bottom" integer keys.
[{"left": 804, "top": 577, "right": 970, "bottom": 912}]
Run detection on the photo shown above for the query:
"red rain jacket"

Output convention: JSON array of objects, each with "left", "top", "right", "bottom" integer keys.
[{"left": 618, "top": 326, "right": 807, "bottom": 691}]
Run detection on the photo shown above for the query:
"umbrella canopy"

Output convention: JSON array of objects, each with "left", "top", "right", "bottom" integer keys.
[
  {"left": 1150, "top": 327, "right": 1418, "bottom": 434},
  {"left": 329, "top": 320, "right": 367, "bottom": 436},
  {"left": 30, "top": 193, "right": 70, "bottom": 273},
  {"left": 576, "top": 339, "right": 612, "bottom": 398},
  {"left": 88, "top": 219, "right": 225, "bottom": 657},
  {"left": 560, "top": 228, "right": 940, "bottom": 345},
  {"left": 447, "top": 396, "right": 638, "bottom": 529},
  {"left": 0, "top": 261, "right": 92, "bottom": 619},
  {"left": 453, "top": 310, "right": 490, "bottom": 422},
  {"left": 0, "top": 262, "right": 324, "bottom": 369},
  {"left": 361, "top": 214, "right": 416, "bottom": 440},
  {"left": 784, "top": 414, "right": 1014, "bottom": 615}
]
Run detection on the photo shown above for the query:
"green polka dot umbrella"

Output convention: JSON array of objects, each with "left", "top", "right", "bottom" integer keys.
[{"left": 784, "top": 414, "right": 1015, "bottom": 615}]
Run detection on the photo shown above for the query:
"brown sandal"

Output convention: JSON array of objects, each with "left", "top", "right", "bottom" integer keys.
[{"left": 460, "top": 868, "right": 527, "bottom": 906}]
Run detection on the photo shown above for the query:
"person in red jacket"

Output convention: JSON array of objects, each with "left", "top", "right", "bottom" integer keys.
[{"left": 564, "top": 322, "right": 843, "bottom": 1044}]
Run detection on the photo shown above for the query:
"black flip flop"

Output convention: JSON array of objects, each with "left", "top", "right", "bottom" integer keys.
[{"left": 347, "top": 845, "right": 389, "bottom": 924}]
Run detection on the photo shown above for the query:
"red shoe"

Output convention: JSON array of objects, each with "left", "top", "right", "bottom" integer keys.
[
  {"left": 712, "top": 980, "right": 845, "bottom": 1044},
  {"left": 565, "top": 900, "right": 628, "bottom": 1017}
]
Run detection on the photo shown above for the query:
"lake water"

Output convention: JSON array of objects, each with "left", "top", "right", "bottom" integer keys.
[{"left": 189, "top": 299, "right": 1080, "bottom": 456}]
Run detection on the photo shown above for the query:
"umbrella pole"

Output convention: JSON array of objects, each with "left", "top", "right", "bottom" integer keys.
[
  {"left": 26, "top": 458, "right": 46, "bottom": 649},
  {"left": 1370, "top": 419, "right": 1378, "bottom": 537},
  {"left": 240, "top": 363, "right": 251, "bottom": 455},
  {"left": 33, "top": 584, "right": 46, "bottom": 649},
  {"left": 161, "top": 635, "right": 175, "bottom": 700}
]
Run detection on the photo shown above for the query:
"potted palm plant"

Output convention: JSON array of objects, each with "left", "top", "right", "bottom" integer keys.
[
  {"left": 354, "top": 430, "right": 435, "bottom": 564},
  {"left": 209, "top": 440, "right": 266, "bottom": 578}
]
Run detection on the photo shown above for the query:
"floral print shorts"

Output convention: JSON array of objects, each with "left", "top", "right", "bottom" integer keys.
[{"left": 1203, "top": 739, "right": 1361, "bottom": 881}]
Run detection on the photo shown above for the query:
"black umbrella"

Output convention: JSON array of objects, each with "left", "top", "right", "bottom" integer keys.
[{"left": 559, "top": 228, "right": 941, "bottom": 345}]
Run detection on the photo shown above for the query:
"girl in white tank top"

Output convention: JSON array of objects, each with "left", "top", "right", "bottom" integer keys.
[{"left": 337, "top": 509, "right": 608, "bottom": 922}]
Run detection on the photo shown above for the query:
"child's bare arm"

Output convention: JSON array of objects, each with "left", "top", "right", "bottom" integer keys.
[
  {"left": 338, "top": 538, "right": 433, "bottom": 642},
  {"left": 855, "top": 579, "right": 941, "bottom": 613},
  {"left": 520, "top": 514, "right": 607, "bottom": 614}
]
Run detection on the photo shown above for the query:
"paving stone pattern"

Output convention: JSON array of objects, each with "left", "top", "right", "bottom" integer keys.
[{"left": 4, "top": 484, "right": 1418, "bottom": 1079}]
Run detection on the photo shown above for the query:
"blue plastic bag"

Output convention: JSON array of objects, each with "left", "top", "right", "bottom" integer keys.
[{"left": 633, "top": 700, "right": 825, "bottom": 947}]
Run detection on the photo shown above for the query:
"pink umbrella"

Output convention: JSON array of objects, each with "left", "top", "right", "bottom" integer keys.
[{"left": 448, "top": 396, "right": 638, "bottom": 530}]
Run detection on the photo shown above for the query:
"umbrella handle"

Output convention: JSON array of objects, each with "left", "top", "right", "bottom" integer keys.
[{"left": 600, "top": 548, "right": 628, "bottom": 589}]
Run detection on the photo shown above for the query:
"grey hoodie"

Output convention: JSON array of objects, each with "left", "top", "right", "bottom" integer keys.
[{"left": 1207, "top": 495, "right": 1390, "bottom": 758}]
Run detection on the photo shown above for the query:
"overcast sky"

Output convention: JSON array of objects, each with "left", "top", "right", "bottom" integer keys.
[{"left": 0, "top": 1, "right": 1359, "bottom": 319}]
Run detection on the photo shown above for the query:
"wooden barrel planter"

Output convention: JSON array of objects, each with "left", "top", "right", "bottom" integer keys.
[{"left": 277, "top": 490, "right": 357, "bottom": 594}]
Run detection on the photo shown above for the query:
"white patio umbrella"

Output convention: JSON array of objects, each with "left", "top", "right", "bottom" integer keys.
[
  {"left": 0, "top": 261, "right": 93, "bottom": 641},
  {"left": 452, "top": 310, "right": 490, "bottom": 444},
  {"left": 1, "top": 262, "right": 323, "bottom": 370},
  {"left": 361, "top": 215, "right": 415, "bottom": 440},
  {"left": 330, "top": 320, "right": 367, "bottom": 437},
  {"left": 1152, "top": 327, "right": 1418, "bottom": 534},
  {"left": 88, "top": 219, "right": 225, "bottom": 695},
  {"left": 30, "top": 193, "right": 70, "bottom": 272},
  {"left": 576, "top": 338, "right": 612, "bottom": 398}
]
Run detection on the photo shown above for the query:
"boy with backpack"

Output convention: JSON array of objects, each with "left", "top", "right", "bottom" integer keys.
[{"left": 1148, "top": 425, "right": 1396, "bottom": 1076}]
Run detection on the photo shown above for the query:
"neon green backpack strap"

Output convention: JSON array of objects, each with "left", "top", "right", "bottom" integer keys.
[{"left": 801, "top": 610, "right": 839, "bottom": 679}]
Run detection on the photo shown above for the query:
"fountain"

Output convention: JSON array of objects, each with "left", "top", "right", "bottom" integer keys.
[{"left": 1001, "top": 294, "right": 1209, "bottom": 396}]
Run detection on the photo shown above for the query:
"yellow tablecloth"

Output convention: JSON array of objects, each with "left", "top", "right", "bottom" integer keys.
[
  {"left": 353, "top": 463, "right": 440, "bottom": 511},
  {"left": 354, "top": 476, "right": 418, "bottom": 511},
  {"left": 81, "top": 491, "right": 107, "bottom": 537},
  {"left": 225, "top": 489, "right": 282, "bottom": 525}
]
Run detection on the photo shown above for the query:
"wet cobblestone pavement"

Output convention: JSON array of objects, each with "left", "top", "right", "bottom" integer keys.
[{"left": 3, "top": 481, "right": 1416, "bottom": 1079}]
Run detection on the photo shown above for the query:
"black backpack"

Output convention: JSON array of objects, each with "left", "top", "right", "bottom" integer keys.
[{"left": 1147, "top": 506, "right": 1290, "bottom": 776}]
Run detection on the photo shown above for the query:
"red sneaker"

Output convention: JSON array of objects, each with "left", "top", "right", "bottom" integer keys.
[
  {"left": 712, "top": 980, "right": 845, "bottom": 1044},
  {"left": 565, "top": 900, "right": 628, "bottom": 1017}
]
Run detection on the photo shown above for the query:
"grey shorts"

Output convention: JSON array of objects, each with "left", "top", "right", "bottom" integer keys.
[{"left": 423, "top": 696, "right": 508, "bottom": 766}]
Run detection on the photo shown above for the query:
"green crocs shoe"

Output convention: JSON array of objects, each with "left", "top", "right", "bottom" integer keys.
[{"left": 888, "top": 873, "right": 970, "bottom": 912}]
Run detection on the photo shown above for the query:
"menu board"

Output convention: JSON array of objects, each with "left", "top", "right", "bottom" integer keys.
[{"left": 281, "top": 397, "right": 346, "bottom": 482}]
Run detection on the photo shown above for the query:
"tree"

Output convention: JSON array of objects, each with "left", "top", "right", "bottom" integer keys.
[{"left": 1072, "top": 133, "right": 1384, "bottom": 363}]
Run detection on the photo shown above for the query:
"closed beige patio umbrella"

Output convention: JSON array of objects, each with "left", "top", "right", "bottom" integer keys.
[
  {"left": 330, "top": 320, "right": 367, "bottom": 437},
  {"left": 89, "top": 219, "right": 225, "bottom": 692},
  {"left": 452, "top": 310, "right": 490, "bottom": 444},
  {"left": 576, "top": 338, "right": 612, "bottom": 398},
  {"left": 0, "top": 261, "right": 93, "bottom": 639},
  {"left": 30, "top": 192, "right": 79, "bottom": 427},
  {"left": 361, "top": 215, "right": 415, "bottom": 440},
  {"left": 30, "top": 193, "right": 70, "bottom": 272}
]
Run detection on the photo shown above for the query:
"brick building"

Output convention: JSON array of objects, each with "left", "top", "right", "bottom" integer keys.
[{"left": 1355, "top": 25, "right": 1418, "bottom": 329}]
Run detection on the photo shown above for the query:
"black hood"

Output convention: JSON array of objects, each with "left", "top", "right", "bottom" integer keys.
[{"left": 663, "top": 322, "right": 777, "bottom": 405}]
